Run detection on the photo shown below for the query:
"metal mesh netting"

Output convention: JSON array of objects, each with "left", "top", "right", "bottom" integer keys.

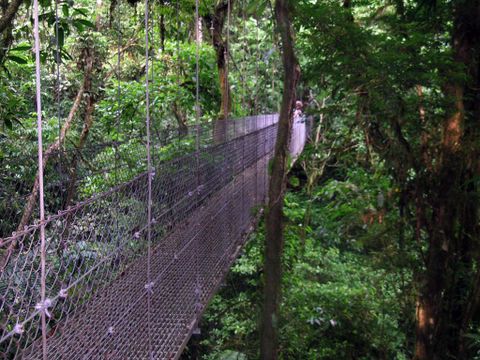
[
  {"left": 0, "top": 114, "right": 283, "bottom": 359},
  {"left": 0, "top": 115, "right": 270, "bottom": 238}
]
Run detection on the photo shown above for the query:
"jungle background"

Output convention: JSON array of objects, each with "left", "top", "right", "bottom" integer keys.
[{"left": 1, "top": 0, "right": 479, "bottom": 359}]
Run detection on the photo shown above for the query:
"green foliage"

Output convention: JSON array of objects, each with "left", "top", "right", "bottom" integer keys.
[
  {"left": 198, "top": 166, "right": 413, "bottom": 358},
  {"left": 2, "top": 0, "right": 461, "bottom": 357},
  {"left": 0, "top": 0, "right": 281, "bottom": 237}
]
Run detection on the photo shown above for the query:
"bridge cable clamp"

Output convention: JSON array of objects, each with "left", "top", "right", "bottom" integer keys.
[
  {"left": 35, "top": 298, "right": 53, "bottom": 318},
  {"left": 59, "top": 288, "right": 68, "bottom": 299},
  {"left": 13, "top": 323, "right": 24, "bottom": 335},
  {"left": 145, "top": 282, "right": 154, "bottom": 294}
]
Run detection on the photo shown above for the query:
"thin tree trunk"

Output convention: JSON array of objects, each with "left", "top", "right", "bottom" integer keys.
[
  {"left": 158, "top": 0, "right": 165, "bottom": 51},
  {"left": 0, "top": 0, "right": 22, "bottom": 33},
  {"left": 0, "top": 71, "right": 90, "bottom": 272},
  {"left": 260, "top": 0, "right": 299, "bottom": 358},
  {"left": 0, "top": 46, "right": 94, "bottom": 274},
  {"left": 64, "top": 90, "right": 95, "bottom": 207},
  {"left": 172, "top": 101, "right": 188, "bottom": 137},
  {"left": 160, "top": 14, "right": 165, "bottom": 51},
  {"left": 64, "top": 20, "right": 102, "bottom": 207}
]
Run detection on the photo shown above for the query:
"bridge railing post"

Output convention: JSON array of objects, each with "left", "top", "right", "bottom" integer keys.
[
  {"left": 263, "top": 114, "right": 267, "bottom": 203},
  {"left": 241, "top": 117, "right": 246, "bottom": 232}
]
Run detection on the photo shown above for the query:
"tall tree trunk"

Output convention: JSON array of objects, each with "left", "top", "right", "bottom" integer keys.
[
  {"left": 203, "top": 0, "right": 233, "bottom": 143},
  {"left": 414, "top": 1, "right": 480, "bottom": 359},
  {"left": 210, "top": 0, "right": 231, "bottom": 120},
  {"left": 260, "top": 0, "right": 299, "bottom": 358},
  {"left": 158, "top": 0, "right": 165, "bottom": 51}
]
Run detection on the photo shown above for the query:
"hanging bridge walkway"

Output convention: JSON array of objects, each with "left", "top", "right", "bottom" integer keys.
[{"left": 0, "top": 114, "right": 307, "bottom": 359}]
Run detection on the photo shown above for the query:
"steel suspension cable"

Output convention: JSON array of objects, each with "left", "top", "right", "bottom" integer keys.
[
  {"left": 254, "top": 14, "right": 259, "bottom": 114},
  {"left": 150, "top": 3, "right": 156, "bottom": 167},
  {"left": 194, "top": 0, "right": 201, "bottom": 318},
  {"left": 242, "top": 0, "right": 251, "bottom": 223},
  {"left": 143, "top": 0, "right": 153, "bottom": 356},
  {"left": 271, "top": 10, "right": 276, "bottom": 108},
  {"left": 173, "top": 0, "right": 181, "bottom": 260},
  {"left": 241, "top": 0, "right": 246, "bottom": 112},
  {"left": 54, "top": 0, "right": 63, "bottom": 182},
  {"left": 33, "top": 0, "right": 47, "bottom": 358},
  {"left": 176, "top": 0, "right": 180, "bottom": 91},
  {"left": 114, "top": 5, "right": 122, "bottom": 182},
  {"left": 226, "top": 0, "right": 230, "bottom": 119},
  {"left": 195, "top": 0, "right": 200, "bottom": 133}
]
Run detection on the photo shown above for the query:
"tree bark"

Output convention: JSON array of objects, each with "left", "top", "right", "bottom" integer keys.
[
  {"left": 0, "top": 0, "right": 22, "bottom": 34},
  {"left": 65, "top": 58, "right": 96, "bottom": 207},
  {"left": 0, "top": 0, "right": 15, "bottom": 64},
  {"left": 413, "top": 1, "right": 480, "bottom": 359},
  {"left": 203, "top": 0, "right": 234, "bottom": 143},
  {"left": 172, "top": 101, "right": 189, "bottom": 137},
  {"left": 260, "top": 0, "right": 299, "bottom": 358}
]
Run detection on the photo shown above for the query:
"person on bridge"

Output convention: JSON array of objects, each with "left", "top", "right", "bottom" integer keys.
[
  {"left": 290, "top": 100, "right": 307, "bottom": 158},
  {"left": 294, "top": 100, "right": 304, "bottom": 121}
]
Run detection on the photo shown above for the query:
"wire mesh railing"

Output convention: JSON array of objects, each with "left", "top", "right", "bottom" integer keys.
[
  {"left": 0, "top": 114, "right": 280, "bottom": 359},
  {"left": 0, "top": 115, "right": 277, "bottom": 239}
]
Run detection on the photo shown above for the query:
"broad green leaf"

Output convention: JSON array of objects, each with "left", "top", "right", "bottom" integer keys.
[
  {"left": 9, "top": 45, "right": 31, "bottom": 52},
  {"left": 57, "top": 27, "right": 65, "bottom": 49},
  {"left": 62, "top": 4, "right": 69, "bottom": 17},
  {"left": 6, "top": 55, "right": 28, "bottom": 64},
  {"left": 73, "top": 8, "right": 89, "bottom": 17}
]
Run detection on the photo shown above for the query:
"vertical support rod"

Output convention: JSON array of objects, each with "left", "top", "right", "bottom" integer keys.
[
  {"left": 233, "top": 119, "right": 237, "bottom": 249},
  {"left": 144, "top": 0, "right": 153, "bottom": 357},
  {"left": 115, "top": 6, "right": 122, "bottom": 182},
  {"left": 225, "top": 0, "right": 231, "bottom": 119},
  {"left": 173, "top": 0, "right": 180, "bottom": 260},
  {"left": 254, "top": 117, "right": 258, "bottom": 206},
  {"left": 241, "top": 119, "right": 245, "bottom": 229},
  {"left": 33, "top": 0, "right": 47, "bottom": 358},
  {"left": 263, "top": 115, "right": 267, "bottom": 202},
  {"left": 194, "top": 0, "right": 201, "bottom": 317},
  {"left": 241, "top": 0, "right": 246, "bottom": 113},
  {"left": 54, "top": 0, "right": 63, "bottom": 187},
  {"left": 254, "top": 15, "right": 260, "bottom": 115},
  {"left": 150, "top": 7, "right": 156, "bottom": 168}
]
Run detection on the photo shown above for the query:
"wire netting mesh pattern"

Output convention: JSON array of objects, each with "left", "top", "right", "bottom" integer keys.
[
  {"left": 0, "top": 116, "right": 271, "bottom": 238},
  {"left": 0, "top": 114, "right": 292, "bottom": 359}
]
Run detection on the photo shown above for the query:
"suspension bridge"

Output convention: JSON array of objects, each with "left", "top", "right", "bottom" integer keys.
[
  {"left": 0, "top": 114, "right": 307, "bottom": 359},
  {"left": 0, "top": 0, "right": 308, "bottom": 357}
]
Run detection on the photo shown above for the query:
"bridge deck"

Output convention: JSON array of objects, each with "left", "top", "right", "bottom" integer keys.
[
  {"left": 23, "top": 156, "right": 268, "bottom": 359},
  {"left": 0, "top": 114, "right": 308, "bottom": 359}
]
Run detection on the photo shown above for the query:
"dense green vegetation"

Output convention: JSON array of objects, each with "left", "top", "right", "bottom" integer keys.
[
  {"left": 197, "top": 167, "right": 413, "bottom": 359},
  {"left": 1, "top": 0, "right": 480, "bottom": 358},
  {"left": 0, "top": 0, "right": 280, "bottom": 236}
]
